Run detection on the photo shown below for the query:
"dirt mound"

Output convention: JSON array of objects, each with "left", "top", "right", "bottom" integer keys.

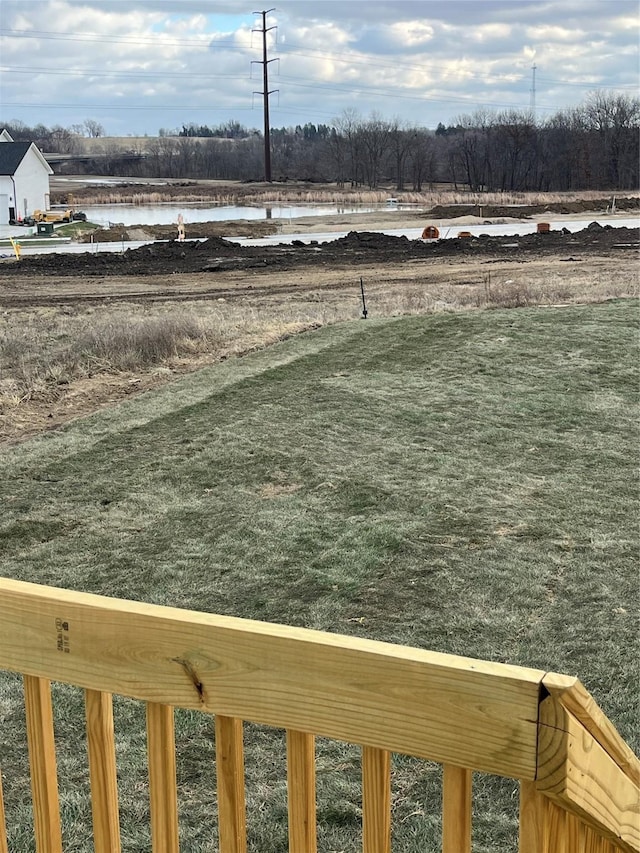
[
  {"left": 126, "top": 235, "right": 238, "bottom": 259},
  {"left": 2, "top": 226, "right": 638, "bottom": 279},
  {"left": 329, "top": 230, "right": 412, "bottom": 250}
]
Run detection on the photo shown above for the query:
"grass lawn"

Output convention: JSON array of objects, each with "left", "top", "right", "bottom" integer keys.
[{"left": 1, "top": 299, "right": 638, "bottom": 851}]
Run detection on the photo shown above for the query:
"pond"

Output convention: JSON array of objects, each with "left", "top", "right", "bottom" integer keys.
[{"left": 77, "top": 203, "right": 388, "bottom": 227}]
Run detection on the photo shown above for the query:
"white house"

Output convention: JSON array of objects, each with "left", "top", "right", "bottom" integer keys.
[{"left": 0, "top": 130, "right": 53, "bottom": 224}]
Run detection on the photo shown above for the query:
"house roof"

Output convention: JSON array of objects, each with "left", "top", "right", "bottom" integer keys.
[
  {"left": 0, "top": 141, "right": 53, "bottom": 176},
  {"left": 0, "top": 142, "right": 33, "bottom": 175}
]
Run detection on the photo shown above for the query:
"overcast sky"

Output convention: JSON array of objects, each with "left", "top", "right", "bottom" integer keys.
[{"left": 1, "top": 0, "right": 638, "bottom": 136}]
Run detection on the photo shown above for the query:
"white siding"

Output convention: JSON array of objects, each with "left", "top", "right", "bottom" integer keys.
[
  {"left": 13, "top": 149, "right": 51, "bottom": 217},
  {"left": 0, "top": 176, "right": 13, "bottom": 224}
]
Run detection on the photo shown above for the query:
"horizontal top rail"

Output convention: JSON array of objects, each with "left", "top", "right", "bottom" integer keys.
[
  {"left": 0, "top": 577, "right": 547, "bottom": 779},
  {"left": 542, "top": 672, "right": 640, "bottom": 786}
]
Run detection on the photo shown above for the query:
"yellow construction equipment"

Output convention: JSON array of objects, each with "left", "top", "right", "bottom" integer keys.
[{"left": 23, "top": 209, "right": 87, "bottom": 226}]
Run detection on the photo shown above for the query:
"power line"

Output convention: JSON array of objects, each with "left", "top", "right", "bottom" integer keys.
[
  {"left": 0, "top": 66, "right": 240, "bottom": 81},
  {"left": 0, "top": 64, "right": 538, "bottom": 109},
  {"left": 3, "top": 62, "right": 635, "bottom": 99},
  {"left": 0, "top": 27, "right": 249, "bottom": 50},
  {"left": 0, "top": 101, "right": 259, "bottom": 112},
  {"left": 2, "top": 27, "right": 635, "bottom": 93}
]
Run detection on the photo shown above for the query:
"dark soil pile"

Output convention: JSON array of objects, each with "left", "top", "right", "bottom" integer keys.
[{"left": 2, "top": 226, "right": 638, "bottom": 279}]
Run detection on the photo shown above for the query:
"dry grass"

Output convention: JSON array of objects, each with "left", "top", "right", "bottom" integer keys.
[
  {"left": 1, "top": 256, "right": 637, "bottom": 444},
  {"left": 430, "top": 189, "right": 639, "bottom": 207},
  {"left": 370, "top": 265, "right": 638, "bottom": 316},
  {"left": 0, "top": 305, "right": 321, "bottom": 406},
  {"left": 60, "top": 186, "right": 640, "bottom": 208}
]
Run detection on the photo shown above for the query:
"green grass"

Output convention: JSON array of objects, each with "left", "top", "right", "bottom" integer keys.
[{"left": 1, "top": 300, "right": 638, "bottom": 851}]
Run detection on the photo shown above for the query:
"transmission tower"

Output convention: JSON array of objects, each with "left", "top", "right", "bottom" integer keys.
[
  {"left": 252, "top": 9, "right": 278, "bottom": 182},
  {"left": 530, "top": 63, "right": 537, "bottom": 120}
]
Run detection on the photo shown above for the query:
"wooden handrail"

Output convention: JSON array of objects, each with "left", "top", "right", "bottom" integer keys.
[
  {"left": 537, "top": 693, "right": 639, "bottom": 851},
  {"left": 542, "top": 673, "right": 640, "bottom": 786},
  {"left": 0, "top": 577, "right": 638, "bottom": 852},
  {"left": 0, "top": 577, "right": 545, "bottom": 779}
]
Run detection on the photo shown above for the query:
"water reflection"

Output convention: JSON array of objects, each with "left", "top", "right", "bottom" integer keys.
[{"left": 78, "top": 203, "right": 386, "bottom": 227}]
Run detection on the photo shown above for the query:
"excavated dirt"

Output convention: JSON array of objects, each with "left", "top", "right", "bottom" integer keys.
[{"left": 2, "top": 223, "right": 638, "bottom": 281}]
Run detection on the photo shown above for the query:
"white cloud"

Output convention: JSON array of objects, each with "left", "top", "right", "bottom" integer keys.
[
  {"left": 388, "top": 21, "right": 435, "bottom": 48},
  {"left": 468, "top": 23, "right": 513, "bottom": 43},
  {"left": 0, "top": 0, "right": 637, "bottom": 133},
  {"left": 525, "top": 25, "right": 587, "bottom": 43}
]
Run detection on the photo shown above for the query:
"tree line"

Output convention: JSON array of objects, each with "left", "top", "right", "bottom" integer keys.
[{"left": 4, "top": 92, "right": 638, "bottom": 191}]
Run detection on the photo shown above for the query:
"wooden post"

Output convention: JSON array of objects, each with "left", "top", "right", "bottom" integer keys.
[
  {"left": 362, "top": 746, "right": 391, "bottom": 853},
  {"left": 215, "top": 715, "right": 247, "bottom": 853},
  {"left": 536, "top": 693, "right": 639, "bottom": 849},
  {"left": 85, "top": 690, "right": 121, "bottom": 853},
  {"left": 146, "top": 702, "right": 179, "bottom": 853},
  {"left": 0, "top": 764, "right": 9, "bottom": 853},
  {"left": 286, "top": 730, "right": 316, "bottom": 853},
  {"left": 23, "top": 675, "right": 63, "bottom": 853},
  {"left": 442, "top": 765, "right": 472, "bottom": 853}
]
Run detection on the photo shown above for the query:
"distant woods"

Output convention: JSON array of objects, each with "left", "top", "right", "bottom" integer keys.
[{"left": 5, "top": 92, "right": 639, "bottom": 191}]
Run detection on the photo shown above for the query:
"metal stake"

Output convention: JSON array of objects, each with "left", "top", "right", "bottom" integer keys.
[{"left": 360, "top": 277, "right": 368, "bottom": 319}]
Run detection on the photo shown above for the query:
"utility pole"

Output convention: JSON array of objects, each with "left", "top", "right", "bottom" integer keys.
[{"left": 252, "top": 9, "right": 278, "bottom": 182}]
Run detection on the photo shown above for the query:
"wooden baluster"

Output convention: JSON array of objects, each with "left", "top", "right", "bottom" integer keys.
[
  {"left": 286, "top": 730, "right": 317, "bottom": 853},
  {"left": 442, "top": 764, "right": 472, "bottom": 853},
  {"left": 583, "top": 825, "right": 598, "bottom": 853},
  {"left": 520, "top": 782, "right": 580, "bottom": 853},
  {"left": 548, "top": 802, "right": 568, "bottom": 853},
  {"left": 519, "top": 781, "right": 549, "bottom": 853},
  {"left": 0, "top": 763, "right": 9, "bottom": 853},
  {"left": 584, "top": 826, "right": 617, "bottom": 853},
  {"left": 362, "top": 746, "right": 391, "bottom": 853},
  {"left": 146, "top": 702, "right": 179, "bottom": 853},
  {"left": 215, "top": 715, "right": 247, "bottom": 853},
  {"left": 565, "top": 812, "right": 584, "bottom": 852},
  {"left": 85, "top": 690, "right": 121, "bottom": 853},
  {"left": 23, "top": 675, "right": 63, "bottom": 853}
]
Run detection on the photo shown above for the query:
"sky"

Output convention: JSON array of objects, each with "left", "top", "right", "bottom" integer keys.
[{"left": 0, "top": 0, "right": 638, "bottom": 136}]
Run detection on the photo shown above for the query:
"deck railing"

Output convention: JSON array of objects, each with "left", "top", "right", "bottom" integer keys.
[{"left": 0, "top": 577, "right": 638, "bottom": 852}]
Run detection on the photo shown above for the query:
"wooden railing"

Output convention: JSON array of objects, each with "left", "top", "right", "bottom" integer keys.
[{"left": 0, "top": 577, "right": 638, "bottom": 852}]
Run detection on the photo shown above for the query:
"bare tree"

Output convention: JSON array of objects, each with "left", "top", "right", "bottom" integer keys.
[
  {"left": 388, "top": 119, "right": 419, "bottom": 191},
  {"left": 359, "top": 113, "right": 391, "bottom": 188},
  {"left": 407, "top": 131, "right": 435, "bottom": 191},
  {"left": 84, "top": 119, "right": 105, "bottom": 138},
  {"left": 333, "top": 110, "right": 366, "bottom": 186},
  {"left": 325, "top": 127, "right": 348, "bottom": 186},
  {"left": 582, "top": 91, "right": 640, "bottom": 187}
]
